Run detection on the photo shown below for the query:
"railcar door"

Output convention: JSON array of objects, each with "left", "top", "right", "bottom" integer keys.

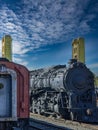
[{"left": 0, "top": 74, "right": 12, "bottom": 117}]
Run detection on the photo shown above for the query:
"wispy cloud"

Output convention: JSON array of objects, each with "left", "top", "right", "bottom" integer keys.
[
  {"left": 88, "top": 63, "right": 98, "bottom": 76},
  {"left": 12, "top": 41, "right": 30, "bottom": 55},
  {"left": 20, "top": 0, "right": 98, "bottom": 44},
  {"left": 88, "top": 63, "right": 98, "bottom": 69},
  {"left": 0, "top": 0, "right": 97, "bottom": 50},
  {"left": 13, "top": 57, "right": 28, "bottom": 66},
  {"left": 0, "top": 0, "right": 98, "bottom": 67}
]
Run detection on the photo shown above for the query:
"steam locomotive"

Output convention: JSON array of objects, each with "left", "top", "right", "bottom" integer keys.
[
  {"left": 30, "top": 59, "right": 98, "bottom": 122},
  {"left": 0, "top": 58, "right": 29, "bottom": 130}
]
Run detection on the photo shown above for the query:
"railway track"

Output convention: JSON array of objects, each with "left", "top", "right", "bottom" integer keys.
[
  {"left": 29, "top": 118, "right": 70, "bottom": 130},
  {"left": 30, "top": 113, "right": 98, "bottom": 130}
]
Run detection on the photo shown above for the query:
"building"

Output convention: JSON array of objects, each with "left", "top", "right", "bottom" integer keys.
[
  {"left": 72, "top": 37, "right": 85, "bottom": 63},
  {"left": 2, "top": 35, "right": 12, "bottom": 61}
]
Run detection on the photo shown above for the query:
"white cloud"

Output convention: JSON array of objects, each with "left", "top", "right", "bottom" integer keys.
[
  {"left": 13, "top": 57, "right": 28, "bottom": 66},
  {"left": 0, "top": 0, "right": 97, "bottom": 52},
  {"left": 88, "top": 63, "right": 98, "bottom": 69},
  {"left": 12, "top": 41, "right": 30, "bottom": 55},
  {"left": 20, "top": 0, "right": 96, "bottom": 45},
  {"left": 88, "top": 63, "right": 98, "bottom": 76},
  {"left": 0, "top": 0, "right": 97, "bottom": 69}
]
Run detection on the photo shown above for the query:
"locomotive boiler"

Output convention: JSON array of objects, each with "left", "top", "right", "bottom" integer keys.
[
  {"left": 30, "top": 59, "right": 98, "bottom": 122},
  {"left": 0, "top": 58, "right": 29, "bottom": 130}
]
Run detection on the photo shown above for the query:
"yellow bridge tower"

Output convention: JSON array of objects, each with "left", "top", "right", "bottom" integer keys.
[
  {"left": 2, "top": 35, "right": 12, "bottom": 61},
  {"left": 72, "top": 37, "right": 85, "bottom": 63}
]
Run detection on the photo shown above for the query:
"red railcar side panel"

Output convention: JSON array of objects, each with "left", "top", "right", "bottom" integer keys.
[{"left": 0, "top": 61, "right": 29, "bottom": 118}]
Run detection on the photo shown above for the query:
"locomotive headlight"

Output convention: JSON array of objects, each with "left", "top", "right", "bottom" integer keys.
[{"left": 86, "top": 109, "right": 92, "bottom": 116}]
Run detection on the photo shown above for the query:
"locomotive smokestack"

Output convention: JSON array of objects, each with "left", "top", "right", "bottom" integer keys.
[{"left": 2, "top": 35, "right": 12, "bottom": 61}]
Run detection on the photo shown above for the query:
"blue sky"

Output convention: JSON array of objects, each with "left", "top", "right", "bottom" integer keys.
[{"left": 0, "top": 0, "right": 98, "bottom": 75}]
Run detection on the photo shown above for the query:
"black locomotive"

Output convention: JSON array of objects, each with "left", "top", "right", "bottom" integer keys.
[{"left": 30, "top": 59, "right": 98, "bottom": 122}]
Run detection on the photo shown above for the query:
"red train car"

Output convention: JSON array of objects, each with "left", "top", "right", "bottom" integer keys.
[{"left": 0, "top": 58, "right": 29, "bottom": 130}]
